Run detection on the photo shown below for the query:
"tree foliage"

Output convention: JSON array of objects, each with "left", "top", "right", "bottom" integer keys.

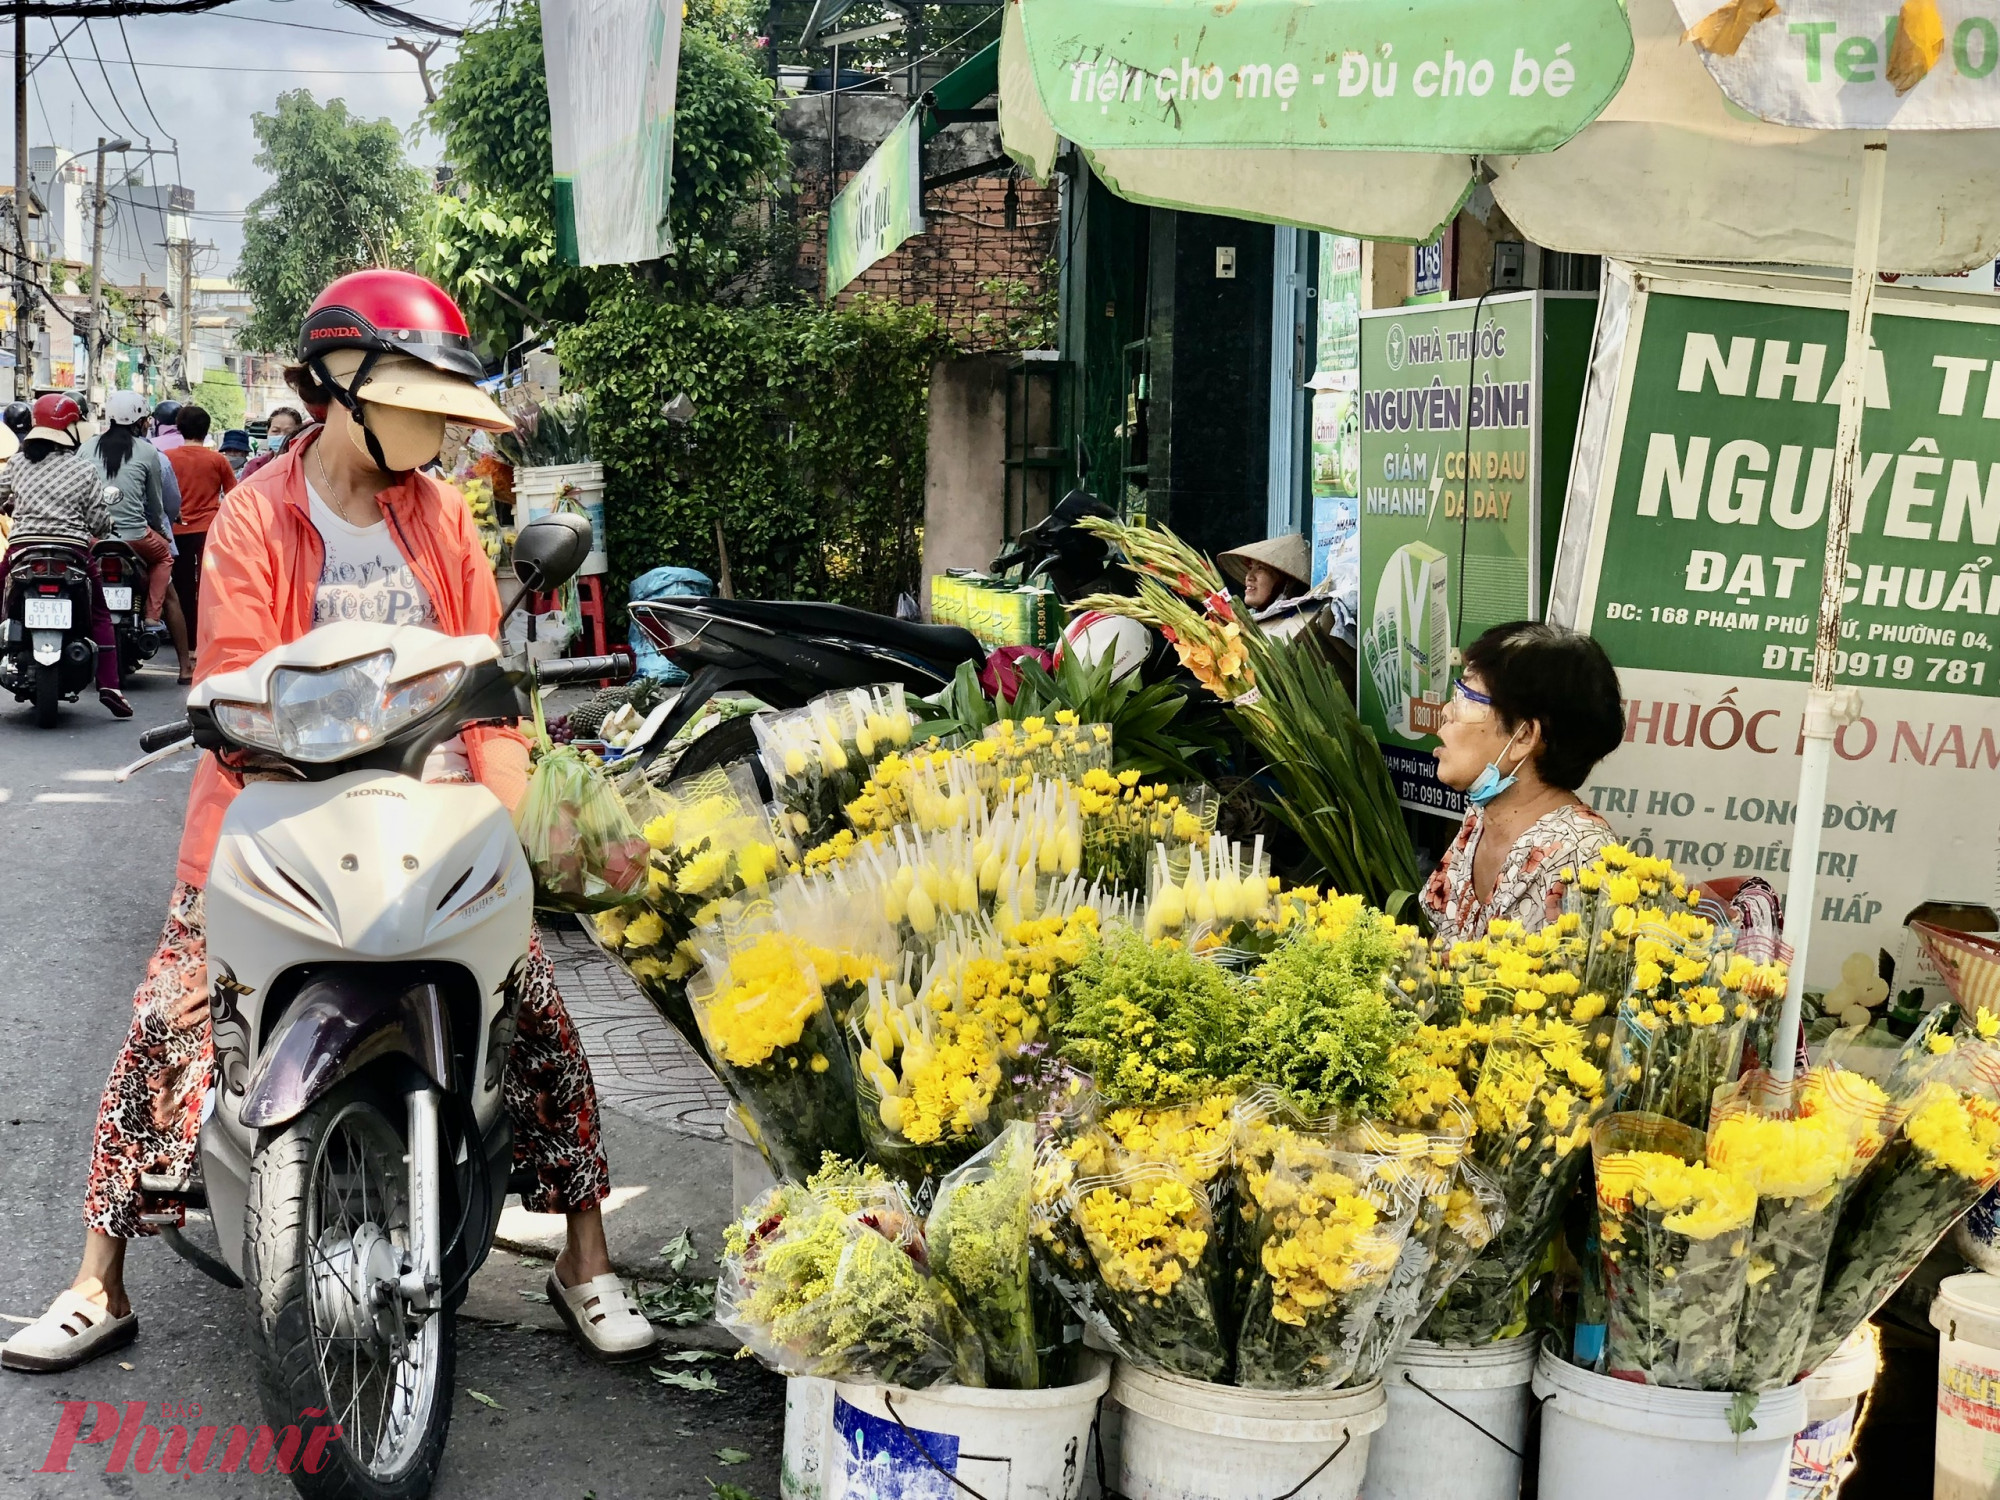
[
  {"left": 420, "top": 1, "right": 792, "bottom": 351},
  {"left": 195, "top": 367, "right": 247, "bottom": 431},
  {"left": 237, "top": 92, "right": 428, "bottom": 354},
  {"left": 558, "top": 282, "right": 946, "bottom": 619}
]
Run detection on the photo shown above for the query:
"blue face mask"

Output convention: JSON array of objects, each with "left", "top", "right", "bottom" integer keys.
[{"left": 1465, "top": 726, "right": 1528, "bottom": 809}]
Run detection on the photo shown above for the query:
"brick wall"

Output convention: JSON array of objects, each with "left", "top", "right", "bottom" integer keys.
[{"left": 790, "top": 168, "right": 1060, "bottom": 348}]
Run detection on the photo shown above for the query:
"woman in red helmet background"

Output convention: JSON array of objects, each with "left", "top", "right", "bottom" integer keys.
[
  {"left": 2, "top": 270, "right": 659, "bottom": 1375},
  {"left": 0, "top": 392, "right": 134, "bottom": 717}
]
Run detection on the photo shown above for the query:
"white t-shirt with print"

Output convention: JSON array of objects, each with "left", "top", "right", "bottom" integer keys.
[{"left": 307, "top": 478, "right": 468, "bottom": 778}]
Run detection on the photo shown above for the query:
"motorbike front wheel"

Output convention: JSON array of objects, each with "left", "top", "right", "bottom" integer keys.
[
  {"left": 245, "top": 1084, "right": 455, "bottom": 1500},
  {"left": 32, "top": 663, "right": 59, "bottom": 727}
]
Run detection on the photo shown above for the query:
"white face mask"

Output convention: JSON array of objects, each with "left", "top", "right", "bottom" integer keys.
[{"left": 347, "top": 400, "right": 446, "bottom": 472}]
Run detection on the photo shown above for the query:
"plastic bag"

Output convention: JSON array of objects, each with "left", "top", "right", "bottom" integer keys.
[
  {"left": 515, "top": 744, "right": 650, "bottom": 912},
  {"left": 718, "top": 1171, "right": 985, "bottom": 1389},
  {"left": 928, "top": 1122, "right": 1040, "bottom": 1389}
]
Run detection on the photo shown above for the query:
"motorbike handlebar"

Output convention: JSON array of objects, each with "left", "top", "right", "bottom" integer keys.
[
  {"left": 139, "top": 720, "right": 194, "bottom": 753},
  {"left": 535, "top": 651, "right": 633, "bottom": 686}
]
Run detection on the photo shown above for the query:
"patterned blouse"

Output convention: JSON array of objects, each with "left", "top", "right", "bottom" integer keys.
[
  {"left": 0, "top": 447, "right": 109, "bottom": 543},
  {"left": 1420, "top": 801, "right": 1615, "bottom": 949}
]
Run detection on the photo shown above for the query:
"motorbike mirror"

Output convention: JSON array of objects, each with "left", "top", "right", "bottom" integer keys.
[{"left": 512, "top": 512, "right": 593, "bottom": 593}]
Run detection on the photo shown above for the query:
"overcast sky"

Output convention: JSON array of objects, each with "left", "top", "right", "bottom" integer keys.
[{"left": 16, "top": 0, "right": 492, "bottom": 278}]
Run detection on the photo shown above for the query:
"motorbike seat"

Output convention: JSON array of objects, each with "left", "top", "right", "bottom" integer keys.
[
  {"left": 640, "top": 597, "right": 986, "bottom": 672},
  {"left": 93, "top": 538, "right": 144, "bottom": 562}
]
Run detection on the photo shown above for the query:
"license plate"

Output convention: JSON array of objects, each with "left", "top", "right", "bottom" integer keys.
[
  {"left": 24, "top": 597, "right": 71, "bottom": 630},
  {"left": 102, "top": 586, "right": 133, "bottom": 612}
]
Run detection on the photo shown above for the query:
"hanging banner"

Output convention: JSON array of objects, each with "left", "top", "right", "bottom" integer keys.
[
  {"left": 827, "top": 107, "right": 926, "bottom": 298},
  {"left": 1358, "top": 293, "right": 1547, "bottom": 814},
  {"left": 1550, "top": 261, "right": 2000, "bottom": 986},
  {"left": 1310, "top": 234, "right": 1362, "bottom": 603},
  {"left": 541, "top": 0, "right": 682, "bottom": 266},
  {"left": 1016, "top": 0, "right": 1633, "bottom": 156},
  {"left": 1671, "top": 0, "right": 2000, "bottom": 131}
]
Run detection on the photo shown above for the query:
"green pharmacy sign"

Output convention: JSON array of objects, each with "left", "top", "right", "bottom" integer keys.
[
  {"left": 827, "top": 108, "right": 925, "bottom": 298},
  {"left": 1017, "top": 0, "right": 1633, "bottom": 156}
]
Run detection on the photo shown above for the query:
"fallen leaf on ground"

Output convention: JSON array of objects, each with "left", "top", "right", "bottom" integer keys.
[
  {"left": 118, "top": 1362, "right": 135, "bottom": 1371},
  {"left": 654, "top": 1348, "right": 719, "bottom": 1362},
  {"left": 716, "top": 1448, "right": 751, "bottom": 1465},
  {"left": 520, "top": 1289, "right": 551, "bottom": 1303},
  {"left": 467, "top": 1390, "right": 504, "bottom": 1410},
  {"left": 659, "top": 1229, "right": 697, "bottom": 1274},
  {"left": 652, "top": 1367, "right": 721, "bottom": 1393}
]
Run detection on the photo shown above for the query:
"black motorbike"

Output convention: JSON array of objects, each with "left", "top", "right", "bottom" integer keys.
[
  {"left": 628, "top": 490, "right": 1141, "bottom": 779},
  {"left": 93, "top": 538, "right": 158, "bottom": 685},
  {"left": 2, "top": 535, "right": 103, "bottom": 726}
]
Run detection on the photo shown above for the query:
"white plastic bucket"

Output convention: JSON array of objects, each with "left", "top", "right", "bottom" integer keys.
[
  {"left": 783, "top": 1376, "right": 837, "bottom": 1500},
  {"left": 1110, "top": 1363, "right": 1386, "bottom": 1500},
  {"left": 515, "top": 461, "right": 608, "bottom": 575},
  {"left": 1534, "top": 1344, "right": 1810, "bottom": 1500},
  {"left": 1932, "top": 1271, "right": 2000, "bottom": 1500},
  {"left": 829, "top": 1356, "right": 1111, "bottom": 1500},
  {"left": 1789, "top": 1326, "right": 1879, "bottom": 1500},
  {"left": 1364, "top": 1334, "right": 1538, "bottom": 1500}
]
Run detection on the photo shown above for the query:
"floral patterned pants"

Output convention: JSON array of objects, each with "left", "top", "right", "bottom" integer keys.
[{"left": 83, "top": 882, "right": 610, "bottom": 1240}]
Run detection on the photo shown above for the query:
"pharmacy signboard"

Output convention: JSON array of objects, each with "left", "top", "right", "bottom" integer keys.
[
  {"left": 1550, "top": 261, "right": 2000, "bottom": 985},
  {"left": 1358, "top": 293, "right": 1546, "bottom": 813}
]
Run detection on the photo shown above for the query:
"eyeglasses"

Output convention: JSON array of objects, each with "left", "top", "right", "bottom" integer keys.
[{"left": 1440, "top": 678, "right": 1495, "bottom": 725}]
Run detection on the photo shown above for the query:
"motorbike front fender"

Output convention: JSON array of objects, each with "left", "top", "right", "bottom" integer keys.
[{"left": 239, "top": 975, "right": 452, "bottom": 1130}]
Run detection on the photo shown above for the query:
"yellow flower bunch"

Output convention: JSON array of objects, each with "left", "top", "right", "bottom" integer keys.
[
  {"left": 1903, "top": 1081, "right": 2000, "bottom": 1181},
  {"left": 1068, "top": 1096, "right": 1237, "bottom": 1187},
  {"left": 1073, "top": 1174, "right": 1212, "bottom": 1299},
  {"left": 984, "top": 715, "right": 1115, "bottom": 785},
  {"left": 1706, "top": 1109, "right": 1855, "bottom": 1202},
  {"left": 696, "top": 931, "right": 829, "bottom": 1070},
  {"left": 1254, "top": 1164, "right": 1396, "bottom": 1327},
  {"left": 1598, "top": 1150, "right": 1756, "bottom": 1240}
]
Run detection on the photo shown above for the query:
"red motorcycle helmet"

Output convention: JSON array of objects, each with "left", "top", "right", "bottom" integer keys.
[
  {"left": 27, "top": 391, "right": 84, "bottom": 447},
  {"left": 297, "top": 269, "right": 488, "bottom": 472}
]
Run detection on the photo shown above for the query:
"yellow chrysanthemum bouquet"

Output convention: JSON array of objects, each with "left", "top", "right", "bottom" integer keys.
[
  {"left": 592, "top": 763, "right": 783, "bottom": 1058},
  {"left": 1617, "top": 918, "right": 1785, "bottom": 1131},
  {"left": 1806, "top": 1008, "right": 2000, "bottom": 1369},
  {"left": 1593, "top": 1114, "right": 1758, "bottom": 1390},
  {"left": 1707, "top": 1067, "right": 1888, "bottom": 1389},
  {"left": 687, "top": 918, "right": 867, "bottom": 1180}
]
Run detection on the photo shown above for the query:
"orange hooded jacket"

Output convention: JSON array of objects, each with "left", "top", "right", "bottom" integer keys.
[{"left": 175, "top": 426, "right": 531, "bottom": 889}]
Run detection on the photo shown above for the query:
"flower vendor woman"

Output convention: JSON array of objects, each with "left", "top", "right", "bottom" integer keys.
[{"left": 1421, "top": 622, "right": 1625, "bottom": 947}]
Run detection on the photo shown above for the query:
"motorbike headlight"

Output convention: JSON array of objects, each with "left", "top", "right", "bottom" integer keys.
[{"left": 216, "top": 652, "right": 466, "bottom": 763}]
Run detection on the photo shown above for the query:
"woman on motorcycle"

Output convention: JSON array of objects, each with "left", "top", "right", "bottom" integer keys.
[
  {"left": 2, "top": 271, "right": 657, "bottom": 1373},
  {"left": 88, "top": 390, "right": 192, "bottom": 682},
  {"left": 0, "top": 392, "right": 132, "bottom": 717}
]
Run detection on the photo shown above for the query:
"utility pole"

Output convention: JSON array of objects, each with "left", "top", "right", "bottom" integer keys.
[
  {"left": 87, "top": 137, "right": 108, "bottom": 411},
  {"left": 13, "top": 10, "right": 28, "bottom": 400}
]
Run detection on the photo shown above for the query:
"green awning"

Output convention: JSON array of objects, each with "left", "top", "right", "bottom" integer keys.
[{"left": 922, "top": 38, "right": 999, "bottom": 142}]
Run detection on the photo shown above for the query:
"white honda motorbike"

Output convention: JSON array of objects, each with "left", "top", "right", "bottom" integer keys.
[{"left": 134, "top": 514, "right": 620, "bottom": 1500}]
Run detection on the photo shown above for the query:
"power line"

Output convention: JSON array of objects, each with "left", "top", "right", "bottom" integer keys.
[
  {"left": 116, "top": 17, "right": 181, "bottom": 188},
  {"left": 47, "top": 27, "right": 129, "bottom": 143},
  {"left": 0, "top": 51, "right": 414, "bottom": 74},
  {"left": 83, "top": 21, "right": 150, "bottom": 146}
]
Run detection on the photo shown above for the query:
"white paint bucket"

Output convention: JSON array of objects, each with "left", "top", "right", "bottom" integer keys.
[
  {"left": 1109, "top": 1363, "right": 1387, "bottom": 1500},
  {"left": 1534, "top": 1343, "right": 1810, "bottom": 1500},
  {"left": 783, "top": 1377, "right": 837, "bottom": 1500},
  {"left": 1932, "top": 1271, "right": 2000, "bottom": 1500},
  {"left": 1364, "top": 1334, "right": 1538, "bottom": 1500},
  {"left": 829, "top": 1355, "right": 1112, "bottom": 1500},
  {"left": 515, "top": 461, "right": 608, "bottom": 575},
  {"left": 1788, "top": 1325, "right": 1879, "bottom": 1500}
]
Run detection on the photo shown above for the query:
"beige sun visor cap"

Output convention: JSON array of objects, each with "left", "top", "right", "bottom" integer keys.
[{"left": 317, "top": 348, "right": 513, "bottom": 433}]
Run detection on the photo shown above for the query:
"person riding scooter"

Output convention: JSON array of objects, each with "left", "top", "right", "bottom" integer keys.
[
  {"left": 2, "top": 270, "right": 657, "bottom": 1378},
  {"left": 88, "top": 390, "right": 191, "bottom": 681},
  {"left": 0, "top": 392, "right": 131, "bottom": 716}
]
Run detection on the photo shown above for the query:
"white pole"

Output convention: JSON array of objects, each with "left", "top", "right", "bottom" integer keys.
[{"left": 1771, "top": 134, "right": 1888, "bottom": 1084}]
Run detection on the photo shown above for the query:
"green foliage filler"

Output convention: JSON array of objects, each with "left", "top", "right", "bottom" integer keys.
[
  {"left": 239, "top": 91, "right": 428, "bottom": 353},
  {"left": 195, "top": 368, "right": 247, "bottom": 432},
  {"left": 422, "top": 1, "right": 789, "bottom": 350},
  {"left": 1053, "top": 930, "right": 1251, "bottom": 1106},
  {"left": 557, "top": 282, "right": 946, "bottom": 619},
  {"left": 1247, "top": 924, "right": 1417, "bottom": 1119}
]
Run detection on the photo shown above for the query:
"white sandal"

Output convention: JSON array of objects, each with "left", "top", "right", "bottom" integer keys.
[
  {"left": 2, "top": 1290, "right": 137, "bottom": 1373},
  {"left": 547, "top": 1272, "right": 658, "bottom": 1363}
]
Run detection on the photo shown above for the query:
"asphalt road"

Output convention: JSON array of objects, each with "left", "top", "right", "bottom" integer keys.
[{"left": 0, "top": 663, "right": 785, "bottom": 1500}]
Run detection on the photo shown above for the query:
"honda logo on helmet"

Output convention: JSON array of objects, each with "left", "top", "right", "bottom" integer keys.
[{"left": 307, "top": 325, "right": 365, "bottom": 340}]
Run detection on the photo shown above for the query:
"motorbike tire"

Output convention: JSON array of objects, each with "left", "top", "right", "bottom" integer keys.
[
  {"left": 118, "top": 637, "right": 140, "bottom": 687},
  {"left": 33, "top": 664, "right": 60, "bottom": 728},
  {"left": 244, "top": 1083, "right": 455, "bottom": 1500},
  {"left": 662, "top": 713, "right": 763, "bottom": 789}
]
